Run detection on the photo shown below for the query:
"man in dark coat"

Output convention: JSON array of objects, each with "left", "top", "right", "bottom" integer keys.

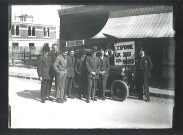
[
  {"left": 86, "top": 47, "right": 101, "bottom": 103},
  {"left": 135, "top": 48, "right": 153, "bottom": 102},
  {"left": 98, "top": 49, "right": 110, "bottom": 100},
  {"left": 37, "top": 44, "right": 51, "bottom": 103},
  {"left": 75, "top": 51, "right": 87, "bottom": 99},
  {"left": 53, "top": 48, "right": 68, "bottom": 103},
  {"left": 65, "top": 49, "right": 75, "bottom": 99},
  {"left": 48, "top": 43, "right": 60, "bottom": 99}
]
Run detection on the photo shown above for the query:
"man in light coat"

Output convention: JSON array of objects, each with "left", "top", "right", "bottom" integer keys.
[{"left": 53, "top": 48, "right": 68, "bottom": 103}]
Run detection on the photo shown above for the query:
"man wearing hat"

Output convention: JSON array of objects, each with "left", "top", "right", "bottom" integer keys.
[
  {"left": 86, "top": 46, "right": 101, "bottom": 103},
  {"left": 65, "top": 48, "right": 75, "bottom": 99},
  {"left": 75, "top": 51, "right": 87, "bottom": 99},
  {"left": 135, "top": 48, "right": 153, "bottom": 102},
  {"left": 53, "top": 48, "right": 68, "bottom": 103},
  {"left": 37, "top": 44, "right": 51, "bottom": 103},
  {"left": 48, "top": 43, "right": 60, "bottom": 99}
]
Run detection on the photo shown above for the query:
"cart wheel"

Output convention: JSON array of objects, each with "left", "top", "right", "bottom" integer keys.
[{"left": 111, "top": 80, "right": 129, "bottom": 101}]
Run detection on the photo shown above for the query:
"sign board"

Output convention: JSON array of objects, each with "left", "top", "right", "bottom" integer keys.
[
  {"left": 114, "top": 41, "right": 135, "bottom": 65},
  {"left": 66, "top": 40, "right": 84, "bottom": 47}
]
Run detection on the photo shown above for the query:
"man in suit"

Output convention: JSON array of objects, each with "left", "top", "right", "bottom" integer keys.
[
  {"left": 75, "top": 51, "right": 87, "bottom": 99},
  {"left": 98, "top": 49, "right": 110, "bottom": 100},
  {"left": 86, "top": 47, "right": 101, "bottom": 103},
  {"left": 37, "top": 44, "right": 51, "bottom": 103},
  {"left": 48, "top": 43, "right": 60, "bottom": 100},
  {"left": 65, "top": 49, "right": 75, "bottom": 99},
  {"left": 135, "top": 48, "right": 153, "bottom": 102},
  {"left": 53, "top": 48, "right": 68, "bottom": 103}
]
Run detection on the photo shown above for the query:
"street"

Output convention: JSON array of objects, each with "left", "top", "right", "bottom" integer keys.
[{"left": 9, "top": 77, "right": 174, "bottom": 129}]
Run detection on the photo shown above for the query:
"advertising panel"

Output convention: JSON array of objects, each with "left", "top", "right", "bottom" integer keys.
[
  {"left": 66, "top": 40, "right": 84, "bottom": 47},
  {"left": 114, "top": 41, "right": 135, "bottom": 65}
]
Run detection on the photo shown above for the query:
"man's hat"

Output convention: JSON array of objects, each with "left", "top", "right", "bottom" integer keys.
[
  {"left": 140, "top": 48, "right": 145, "bottom": 52},
  {"left": 42, "top": 43, "right": 50, "bottom": 52},
  {"left": 62, "top": 47, "right": 68, "bottom": 55},
  {"left": 52, "top": 43, "right": 58, "bottom": 48},
  {"left": 92, "top": 46, "right": 98, "bottom": 52},
  {"left": 81, "top": 51, "right": 86, "bottom": 56},
  {"left": 70, "top": 50, "right": 74, "bottom": 55}
]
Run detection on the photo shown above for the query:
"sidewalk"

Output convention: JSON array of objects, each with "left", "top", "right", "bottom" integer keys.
[{"left": 9, "top": 66, "right": 175, "bottom": 99}]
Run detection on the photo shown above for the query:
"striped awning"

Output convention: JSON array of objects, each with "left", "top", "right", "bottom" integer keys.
[{"left": 93, "top": 6, "right": 175, "bottom": 39}]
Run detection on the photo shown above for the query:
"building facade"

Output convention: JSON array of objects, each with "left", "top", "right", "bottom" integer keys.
[{"left": 9, "top": 14, "right": 57, "bottom": 55}]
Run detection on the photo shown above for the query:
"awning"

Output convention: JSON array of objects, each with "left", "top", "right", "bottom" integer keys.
[
  {"left": 93, "top": 7, "right": 175, "bottom": 39},
  {"left": 59, "top": 7, "right": 109, "bottom": 40}
]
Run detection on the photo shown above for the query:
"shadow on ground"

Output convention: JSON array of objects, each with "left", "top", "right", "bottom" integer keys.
[
  {"left": 16, "top": 88, "right": 57, "bottom": 102},
  {"left": 16, "top": 90, "right": 41, "bottom": 102}
]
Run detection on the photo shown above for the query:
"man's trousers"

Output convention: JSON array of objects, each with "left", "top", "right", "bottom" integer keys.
[
  {"left": 55, "top": 75, "right": 66, "bottom": 99},
  {"left": 98, "top": 77, "right": 107, "bottom": 98},
  {"left": 135, "top": 71, "right": 150, "bottom": 100},
  {"left": 87, "top": 78, "right": 98, "bottom": 100},
  {"left": 65, "top": 77, "right": 74, "bottom": 97},
  {"left": 78, "top": 75, "right": 87, "bottom": 98},
  {"left": 41, "top": 79, "right": 51, "bottom": 100},
  {"left": 49, "top": 75, "right": 58, "bottom": 95}
]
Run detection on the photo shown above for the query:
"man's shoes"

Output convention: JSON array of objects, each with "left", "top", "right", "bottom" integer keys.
[
  {"left": 48, "top": 97, "right": 53, "bottom": 101},
  {"left": 138, "top": 97, "right": 143, "bottom": 100},
  {"left": 91, "top": 97, "right": 97, "bottom": 101},
  {"left": 102, "top": 97, "right": 105, "bottom": 101},
  {"left": 56, "top": 98, "right": 64, "bottom": 103},
  {"left": 86, "top": 99, "right": 90, "bottom": 103},
  {"left": 68, "top": 96, "right": 74, "bottom": 99},
  {"left": 41, "top": 99, "right": 45, "bottom": 103},
  {"left": 63, "top": 97, "right": 67, "bottom": 102},
  {"left": 60, "top": 99, "right": 65, "bottom": 103},
  {"left": 145, "top": 98, "right": 150, "bottom": 102}
]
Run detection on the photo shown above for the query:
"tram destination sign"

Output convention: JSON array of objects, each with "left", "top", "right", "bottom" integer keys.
[{"left": 114, "top": 41, "right": 135, "bottom": 65}]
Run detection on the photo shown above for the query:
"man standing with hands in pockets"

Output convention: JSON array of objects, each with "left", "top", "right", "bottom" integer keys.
[{"left": 53, "top": 48, "right": 68, "bottom": 103}]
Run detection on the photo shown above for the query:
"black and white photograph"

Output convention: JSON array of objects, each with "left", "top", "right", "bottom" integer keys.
[{"left": 8, "top": 5, "right": 175, "bottom": 129}]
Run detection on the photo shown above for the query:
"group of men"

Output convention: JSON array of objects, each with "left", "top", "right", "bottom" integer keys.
[
  {"left": 37, "top": 43, "right": 110, "bottom": 103},
  {"left": 37, "top": 43, "right": 153, "bottom": 104}
]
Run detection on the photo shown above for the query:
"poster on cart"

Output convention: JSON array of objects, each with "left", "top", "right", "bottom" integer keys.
[{"left": 114, "top": 41, "right": 135, "bottom": 65}]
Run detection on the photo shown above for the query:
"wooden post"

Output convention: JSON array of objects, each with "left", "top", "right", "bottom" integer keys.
[
  {"left": 23, "top": 48, "right": 25, "bottom": 63},
  {"left": 30, "top": 49, "right": 31, "bottom": 60}
]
